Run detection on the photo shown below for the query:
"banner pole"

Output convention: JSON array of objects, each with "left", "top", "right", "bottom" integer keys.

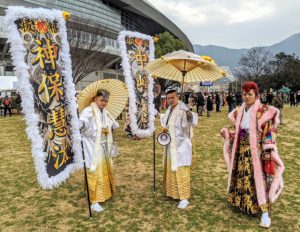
[
  {"left": 153, "top": 130, "right": 156, "bottom": 193},
  {"left": 80, "top": 138, "right": 93, "bottom": 219},
  {"left": 77, "top": 110, "right": 92, "bottom": 219}
]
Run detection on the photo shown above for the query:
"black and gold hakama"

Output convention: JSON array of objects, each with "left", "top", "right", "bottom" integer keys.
[{"left": 228, "top": 129, "right": 269, "bottom": 214}]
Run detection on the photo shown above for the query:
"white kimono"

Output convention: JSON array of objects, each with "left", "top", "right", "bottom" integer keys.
[
  {"left": 79, "top": 102, "right": 119, "bottom": 171},
  {"left": 161, "top": 101, "right": 198, "bottom": 171}
]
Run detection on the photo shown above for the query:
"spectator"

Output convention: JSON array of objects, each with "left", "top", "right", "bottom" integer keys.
[
  {"left": 232, "top": 92, "right": 237, "bottom": 108},
  {"left": 3, "top": 96, "right": 12, "bottom": 117},
  {"left": 183, "top": 92, "right": 189, "bottom": 104},
  {"left": 161, "top": 92, "right": 167, "bottom": 110},
  {"left": 272, "top": 93, "right": 284, "bottom": 124},
  {"left": 196, "top": 92, "right": 205, "bottom": 116},
  {"left": 206, "top": 94, "right": 213, "bottom": 117},
  {"left": 296, "top": 90, "right": 300, "bottom": 107},
  {"left": 290, "top": 92, "right": 296, "bottom": 107},
  {"left": 203, "top": 92, "right": 208, "bottom": 112},
  {"left": 154, "top": 92, "right": 161, "bottom": 113},
  {"left": 222, "top": 92, "right": 226, "bottom": 107},
  {"left": 220, "top": 92, "right": 224, "bottom": 108},
  {"left": 188, "top": 93, "right": 195, "bottom": 111},
  {"left": 260, "top": 93, "right": 267, "bottom": 104},
  {"left": 216, "top": 92, "right": 221, "bottom": 112},
  {"left": 15, "top": 94, "right": 22, "bottom": 114},
  {"left": 266, "top": 92, "right": 274, "bottom": 105},
  {"left": 236, "top": 92, "right": 243, "bottom": 106},
  {"left": 226, "top": 92, "right": 234, "bottom": 113}
]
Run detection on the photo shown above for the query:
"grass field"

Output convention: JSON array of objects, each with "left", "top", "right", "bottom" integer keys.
[{"left": 0, "top": 106, "right": 299, "bottom": 232}]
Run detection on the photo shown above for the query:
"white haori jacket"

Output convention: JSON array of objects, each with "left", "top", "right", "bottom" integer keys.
[
  {"left": 161, "top": 101, "right": 198, "bottom": 171},
  {"left": 79, "top": 102, "right": 119, "bottom": 171}
]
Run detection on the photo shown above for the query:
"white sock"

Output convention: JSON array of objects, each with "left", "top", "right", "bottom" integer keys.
[
  {"left": 177, "top": 199, "right": 189, "bottom": 209},
  {"left": 91, "top": 203, "right": 104, "bottom": 212},
  {"left": 261, "top": 212, "right": 271, "bottom": 227},
  {"left": 180, "top": 199, "right": 189, "bottom": 204}
]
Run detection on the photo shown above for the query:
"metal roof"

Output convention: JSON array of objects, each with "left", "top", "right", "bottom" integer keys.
[{"left": 109, "top": 0, "right": 194, "bottom": 51}]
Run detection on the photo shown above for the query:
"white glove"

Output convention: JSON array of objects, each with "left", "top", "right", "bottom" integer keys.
[{"left": 112, "top": 121, "right": 119, "bottom": 130}]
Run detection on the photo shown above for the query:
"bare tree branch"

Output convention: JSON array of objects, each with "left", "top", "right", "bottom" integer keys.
[
  {"left": 238, "top": 47, "right": 273, "bottom": 81},
  {"left": 66, "top": 20, "right": 113, "bottom": 84}
]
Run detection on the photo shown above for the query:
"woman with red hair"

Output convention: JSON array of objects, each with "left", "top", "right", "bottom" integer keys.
[{"left": 221, "top": 82, "right": 285, "bottom": 228}]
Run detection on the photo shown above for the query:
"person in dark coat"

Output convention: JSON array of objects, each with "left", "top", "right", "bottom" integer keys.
[
  {"left": 196, "top": 92, "right": 205, "bottom": 116},
  {"left": 266, "top": 92, "right": 274, "bottom": 105},
  {"left": 272, "top": 93, "right": 284, "bottom": 124},
  {"left": 15, "top": 94, "right": 22, "bottom": 114},
  {"left": 236, "top": 92, "right": 243, "bottom": 106},
  {"left": 216, "top": 92, "right": 221, "bottom": 112},
  {"left": 296, "top": 91, "right": 300, "bottom": 107},
  {"left": 154, "top": 93, "right": 161, "bottom": 113},
  {"left": 226, "top": 92, "right": 234, "bottom": 113},
  {"left": 206, "top": 94, "right": 213, "bottom": 117},
  {"left": 290, "top": 92, "right": 296, "bottom": 107}
]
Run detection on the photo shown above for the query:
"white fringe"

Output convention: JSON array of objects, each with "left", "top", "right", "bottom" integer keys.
[
  {"left": 5, "top": 6, "right": 82, "bottom": 189},
  {"left": 117, "top": 31, "right": 155, "bottom": 138}
]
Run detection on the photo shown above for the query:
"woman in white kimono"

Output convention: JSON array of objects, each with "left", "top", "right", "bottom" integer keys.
[
  {"left": 79, "top": 90, "right": 119, "bottom": 213},
  {"left": 160, "top": 90, "right": 198, "bottom": 209}
]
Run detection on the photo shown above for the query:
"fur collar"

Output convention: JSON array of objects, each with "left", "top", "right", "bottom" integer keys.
[{"left": 257, "top": 105, "right": 280, "bottom": 131}]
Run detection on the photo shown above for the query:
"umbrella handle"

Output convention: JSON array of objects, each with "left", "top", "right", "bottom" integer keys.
[{"left": 180, "top": 71, "right": 186, "bottom": 100}]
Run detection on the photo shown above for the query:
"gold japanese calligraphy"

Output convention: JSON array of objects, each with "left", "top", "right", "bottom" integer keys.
[
  {"left": 15, "top": 18, "right": 74, "bottom": 177},
  {"left": 125, "top": 36, "right": 151, "bottom": 130}
]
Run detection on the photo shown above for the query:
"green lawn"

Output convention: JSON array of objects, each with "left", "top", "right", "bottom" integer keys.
[{"left": 0, "top": 106, "right": 299, "bottom": 232}]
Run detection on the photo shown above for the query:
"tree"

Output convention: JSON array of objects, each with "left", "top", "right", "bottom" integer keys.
[
  {"left": 154, "top": 32, "right": 187, "bottom": 91},
  {"left": 247, "top": 52, "right": 300, "bottom": 91},
  {"left": 268, "top": 52, "right": 300, "bottom": 90},
  {"left": 238, "top": 47, "right": 273, "bottom": 81},
  {"left": 67, "top": 20, "right": 112, "bottom": 84}
]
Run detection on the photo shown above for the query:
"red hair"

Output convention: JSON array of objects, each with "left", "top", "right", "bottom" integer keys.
[{"left": 242, "top": 82, "right": 259, "bottom": 96}]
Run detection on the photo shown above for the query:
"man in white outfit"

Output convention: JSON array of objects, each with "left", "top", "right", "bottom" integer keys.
[{"left": 160, "top": 90, "right": 198, "bottom": 209}]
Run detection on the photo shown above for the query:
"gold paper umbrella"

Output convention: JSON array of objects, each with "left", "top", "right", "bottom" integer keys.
[
  {"left": 77, "top": 79, "right": 128, "bottom": 119},
  {"left": 145, "top": 50, "right": 226, "bottom": 96}
]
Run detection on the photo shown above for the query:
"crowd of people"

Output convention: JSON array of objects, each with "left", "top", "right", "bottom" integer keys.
[
  {"left": 153, "top": 90, "right": 300, "bottom": 122},
  {"left": 260, "top": 90, "right": 300, "bottom": 107}
]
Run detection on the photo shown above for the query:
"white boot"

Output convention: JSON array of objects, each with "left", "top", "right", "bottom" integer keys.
[
  {"left": 259, "top": 212, "right": 271, "bottom": 228},
  {"left": 91, "top": 203, "right": 104, "bottom": 213},
  {"left": 177, "top": 199, "right": 189, "bottom": 209}
]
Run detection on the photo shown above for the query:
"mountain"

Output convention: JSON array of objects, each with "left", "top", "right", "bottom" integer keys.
[
  {"left": 193, "top": 33, "right": 300, "bottom": 69},
  {"left": 269, "top": 33, "right": 300, "bottom": 55}
]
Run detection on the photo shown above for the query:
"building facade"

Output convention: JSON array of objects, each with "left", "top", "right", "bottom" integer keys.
[{"left": 0, "top": 0, "right": 193, "bottom": 90}]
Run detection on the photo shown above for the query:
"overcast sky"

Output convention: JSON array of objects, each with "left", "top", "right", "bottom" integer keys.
[{"left": 147, "top": 0, "right": 300, "bottom": 49}]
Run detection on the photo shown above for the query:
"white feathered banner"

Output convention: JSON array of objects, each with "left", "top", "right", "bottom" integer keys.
[
  {"left": 118, "top": 31, "right": 155, "bottom": 138},
  {"left": 5, "top": 6, "right": 82, "bottom": 189}
]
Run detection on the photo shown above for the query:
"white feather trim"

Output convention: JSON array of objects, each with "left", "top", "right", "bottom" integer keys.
[
  {"left": 5, "top": 6, "right": 82, "bottom": 189},
  {"left": 117, "top": 31, "right": 156, "bottom": 138}
]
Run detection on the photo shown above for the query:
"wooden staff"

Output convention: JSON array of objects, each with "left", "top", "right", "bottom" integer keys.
[
  {"left": 153, "top": 130, "right": 156, "bottom": 193},
  {"left": 77, "top": 110, "right": 92, "bottom": 219}
]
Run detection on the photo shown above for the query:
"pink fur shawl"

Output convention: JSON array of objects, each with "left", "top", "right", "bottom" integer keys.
[{"left": 222, "top": 99, "right": 284, "bottom": 205}]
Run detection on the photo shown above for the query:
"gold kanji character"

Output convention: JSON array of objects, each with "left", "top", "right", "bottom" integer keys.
[
  {"left": 47, "top": 73, "right": 64, "bottom": 101},
  {"left": 51, "top": 139, "right": 70, "bottom": 169},
  {"left": 135, "top": 50, "right": 148, "bottom": 68},
  {"left": 31, "top": 38, "right": 59, "bottom": 70},
  {"left": 136, "top": 73, "right": 145, "bottom": 88},
  {"left": 48, "top": 108, "right": 70, "bottom": 169},
  {"left": 49, "top": 107, "right": 67, "bottom": 139},
  {"left": 47, "top": 21, "right": 58, "bottom": 34},
  {"left": 18, "top": 19, "right": 36, "bottom": 33}
]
